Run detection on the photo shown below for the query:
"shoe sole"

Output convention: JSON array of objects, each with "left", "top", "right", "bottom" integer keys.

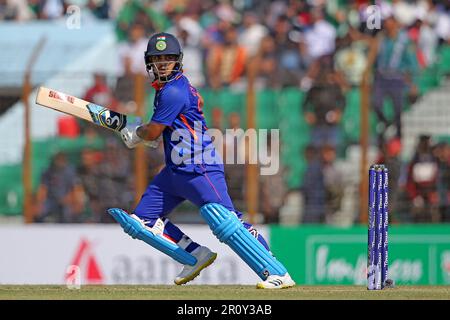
[
  {"left": 174, "top": 252, "right": 217, "bottom": 285},
  {"left": 256, "top": 282, "right": 295, "bottom": 289}
]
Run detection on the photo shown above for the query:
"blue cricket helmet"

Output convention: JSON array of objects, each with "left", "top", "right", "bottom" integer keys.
[
  {"left": 144, "top": 32, "right": 183, "bottom": 82},
  {"left": 145, "top": 32, "right": 183, "bottom": 58}
]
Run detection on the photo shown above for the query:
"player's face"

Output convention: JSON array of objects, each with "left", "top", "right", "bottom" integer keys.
[{"left": 150, "top": 54, "right": 178, "bottom": 78}]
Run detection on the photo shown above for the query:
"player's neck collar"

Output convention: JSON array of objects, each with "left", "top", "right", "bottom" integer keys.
[{"left": 151, "top": 80, "right": 164, "bottom": 90}]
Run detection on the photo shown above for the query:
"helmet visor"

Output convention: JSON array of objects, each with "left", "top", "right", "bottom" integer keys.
[{"left": 145, "top": 54, "right": 183, "bottom": 82}]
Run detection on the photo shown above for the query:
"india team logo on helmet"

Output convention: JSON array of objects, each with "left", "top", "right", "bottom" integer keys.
[
  {"left": 156, "top": 41, "right": 166, "bottom": 51},
  {"left": 155, "top": 36, "right": 167, "bottom": 51},
  {"left": 145, "top": 33, "right": 182, "bottom": 60}
]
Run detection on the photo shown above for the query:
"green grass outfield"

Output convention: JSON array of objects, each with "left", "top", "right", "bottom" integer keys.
[{"left": 0, "top": 285, "right": 449, "bottom": 300}]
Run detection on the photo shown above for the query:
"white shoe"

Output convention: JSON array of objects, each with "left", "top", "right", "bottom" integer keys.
[
  {"left": 174, "top": 246, "right": 217, "bottom": 285},
  {"left": 256, "top": 273, "right": 296, "bottom": 289}
]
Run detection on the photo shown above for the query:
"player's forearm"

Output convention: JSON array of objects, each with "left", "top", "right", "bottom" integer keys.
[
  {"left": 136, "top": 122, "right": 165, "bottom": 141},
  {"left": 136, "top": 124, "right": 154, "bottom": 141}
]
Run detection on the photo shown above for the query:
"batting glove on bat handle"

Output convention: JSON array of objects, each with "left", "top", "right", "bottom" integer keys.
[{"left": 120, "top": 117, "right": 144, "bottom": 149}]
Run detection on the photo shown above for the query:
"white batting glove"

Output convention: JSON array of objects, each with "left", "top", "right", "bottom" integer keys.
[{"left": 120, "top": 117, "right": 143, "bottom": 149}]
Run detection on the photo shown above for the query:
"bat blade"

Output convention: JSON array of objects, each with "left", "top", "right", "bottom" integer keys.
[{"left": 35, "top": 86, "right": 127, "bottom": 132}]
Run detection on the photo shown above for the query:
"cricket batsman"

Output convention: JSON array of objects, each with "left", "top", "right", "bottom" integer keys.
[{"left": 108, "top": 32, "right": 295, "bottom": 289}]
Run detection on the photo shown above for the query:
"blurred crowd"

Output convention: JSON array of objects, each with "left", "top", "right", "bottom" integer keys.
[
  {"left": 383, "top": 135, "right": 450, "bottom": 224},
  {"left": 32, "top": 126, "right": 167, "bottom": 223},
  {"left": 19, "top": 0, "right": 450, "bottom": 224},
  {"left": 0, "top": 0, "right": 115, "bottom": 20}
]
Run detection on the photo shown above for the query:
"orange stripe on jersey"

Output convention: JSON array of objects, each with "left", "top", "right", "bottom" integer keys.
[
  {"left": 196, "top": 92, "right": 204, "bottom": 113},
  {"left": 189, "top": 85, "right": 204, "bottom": 114},
  {"left": 179, "top": 114, "right": 198, "bottom": 141}
]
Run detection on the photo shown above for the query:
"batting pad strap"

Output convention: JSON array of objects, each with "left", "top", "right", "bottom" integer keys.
[
  {"left": 108, "top": 208, "right": 197, "bottom": 266},
  {"left": 200, "top": 203, "right": 287, "bottom": 280}
]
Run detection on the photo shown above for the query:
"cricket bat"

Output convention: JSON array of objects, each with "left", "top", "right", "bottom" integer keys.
[{"left": 35, "top": 86, "right": 127, "bottom": 132}]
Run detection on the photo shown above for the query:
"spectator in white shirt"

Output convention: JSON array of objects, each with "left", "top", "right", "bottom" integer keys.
[
  {"left": 167, "top": 15, "right": 205, "bottom": 87},
  {"left": 238, "top": 12, "right": 268, "bottom": 58},
  {"left": 117, "top": 22, "right": 148, "bottom": 77},
  {"left": 302, "top": 8, "right": 336, "bottom": 62},
  {"left": 42, "top": 0, "right": 65, "bottom": 19},
  {"left": 115, "top": 22, "right": 148, "bottom": 107}
]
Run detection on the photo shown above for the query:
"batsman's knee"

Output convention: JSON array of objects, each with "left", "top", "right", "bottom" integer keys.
[{"left": 200, "top": 203, "right": 288, "bottom": 280}]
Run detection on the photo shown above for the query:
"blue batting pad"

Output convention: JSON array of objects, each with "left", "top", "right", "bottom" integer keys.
[
  {"left": 200, "top": 203, "right": 287, "bottom": 280},
  {"left": 108, "top": 208, "right": 197, "bottom": 266}
]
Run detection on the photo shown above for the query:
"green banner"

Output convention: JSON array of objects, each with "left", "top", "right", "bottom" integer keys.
[{"left": 270, "top": 225, "right": 450, "bottom": 285}]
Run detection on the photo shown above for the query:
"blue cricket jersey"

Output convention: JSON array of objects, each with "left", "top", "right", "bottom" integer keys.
[{"left": 150, "top": 72, "right": 223, "bottom": 173}]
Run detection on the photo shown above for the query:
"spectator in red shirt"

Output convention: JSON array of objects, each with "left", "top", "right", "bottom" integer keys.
[{"left": 84, "top": 73, "right": 119, "bottom": 112}]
